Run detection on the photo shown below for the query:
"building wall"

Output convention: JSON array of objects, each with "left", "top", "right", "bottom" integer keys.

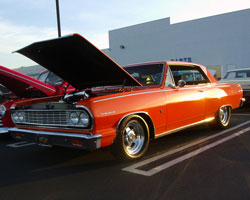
[{"left": 103, "top": 9, "right": 250, "bottom": 76}]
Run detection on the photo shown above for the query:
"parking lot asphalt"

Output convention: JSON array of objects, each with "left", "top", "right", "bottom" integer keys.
[{"left": 0, "top": 105, "right": 249, "bottom": 200}]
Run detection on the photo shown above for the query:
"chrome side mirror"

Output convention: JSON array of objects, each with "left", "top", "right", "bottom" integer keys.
[{"left": 178, "top": 80, "right": 186, "bottom": 88}]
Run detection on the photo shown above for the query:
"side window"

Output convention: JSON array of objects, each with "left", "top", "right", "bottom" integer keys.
[
  {"left": 170, "top": 65, "right": 210, "bottom": 85},
  {"left": 165, "top": 66, "right": 175, "bottom": 87},
  {"left": 45, "top": 72, "right": 63, "bottom": 85},
  {"left": 37, "top": 71, "right": 49, "bottom": 82},
  {"left": 236, "top": 72, "right": 247, "bottom": 78}
]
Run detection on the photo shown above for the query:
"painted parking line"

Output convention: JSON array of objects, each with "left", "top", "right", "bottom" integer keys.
[
  {"left": 232, "top": 114, "right": 250, "bottom": 116},
  {"left": 122, "top": 120, "right": 250, "bottom": 176},
  {"left": 6, "top": 141, "right": 36, "bottom": 148}
]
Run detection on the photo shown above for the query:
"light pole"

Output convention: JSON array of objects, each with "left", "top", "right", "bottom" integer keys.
[{"left": 55, "top": 0, "right": 61, "bottom": 37}]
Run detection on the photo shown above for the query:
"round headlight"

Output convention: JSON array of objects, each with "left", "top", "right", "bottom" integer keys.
[
  {"left": 0, "top": 105, "right": 6, "bottom": 117},
  {"left": 80, "top": 111, "right": 90, "bottom": 127},
  {"left": 70, "top": 112, "right": 79, "bottom": 125},
  {"left": 18, "top": 111, "right": 24, "bottom": 122},
  {"left": 12, "top": 111, "right": 18, "bottom": 123}
]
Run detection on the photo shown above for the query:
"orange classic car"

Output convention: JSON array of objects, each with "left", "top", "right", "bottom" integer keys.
[{"left": 9, "top": 34, "right": 244, "bottom": 160}]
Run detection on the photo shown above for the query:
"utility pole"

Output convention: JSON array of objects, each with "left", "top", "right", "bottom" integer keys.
[{"left": 55, "top": 0, "right": 61, "bottom": 37}]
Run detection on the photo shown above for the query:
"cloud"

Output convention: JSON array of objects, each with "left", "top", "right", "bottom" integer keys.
[
  {"left": 0, "top": 18, "right": 60, "bottom": 53},
  {"left": 169, "top": 0, "right": 250, "bottom": 23},
  {"left": 0, "top": 18, "right": 70, "bottom": 68},
  {"left": 0, "top": 17, "right": 109, "bottom": 68}
]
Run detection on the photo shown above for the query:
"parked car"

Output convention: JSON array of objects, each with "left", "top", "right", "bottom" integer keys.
[
  {"left": 220, "top": 68, "right": 250, "bottom": 101},
  {"left": 9, "top": 34, "right": 244, "bottom": 160},
  {"left": 0, "top": 65, "right": 74, "bottom": 134}
]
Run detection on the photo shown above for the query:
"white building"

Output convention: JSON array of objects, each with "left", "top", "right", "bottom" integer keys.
[{"left": 103, "top": 9, "right": 250, "bottom": 79}]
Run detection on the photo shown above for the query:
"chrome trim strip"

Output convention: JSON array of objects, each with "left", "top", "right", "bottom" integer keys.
[
  {"left": 9, "top": 128, "right": 101, "bottom": 140},
  {"left": 93, "top": 90, "right": 164, "bottom": 103},
  {"left": 155, "top": 117, "right": 215, "bottom": 139},
  {"left": 93, "top": 85, "right": 212, "bottom": 103},
  {"left": 0, "top": 127, "right": 8, "bottom": 134},
  {"left": 0, "top": 68, "right": 56, "bottom": 92},
  {"left": 117, "top": 111, "right": 153, "bottom": 130}
]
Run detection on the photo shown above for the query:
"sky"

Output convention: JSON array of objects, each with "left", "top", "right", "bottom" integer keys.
[{"left": 0, "top": 0, "right": 249, "bottom": 69}]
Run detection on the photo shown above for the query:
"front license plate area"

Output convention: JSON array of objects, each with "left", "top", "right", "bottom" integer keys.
[{"left": 38, "top": 135, "right": 49, "bottom": 145}]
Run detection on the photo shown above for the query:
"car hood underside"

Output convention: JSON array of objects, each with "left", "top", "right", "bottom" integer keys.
[{"left": 16, "top": 34, "right": 142, "bottom": 90}]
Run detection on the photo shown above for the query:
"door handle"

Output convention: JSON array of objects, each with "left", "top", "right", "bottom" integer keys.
[{"left": 198, "top": 90, "right": 204, "bottom": 93}]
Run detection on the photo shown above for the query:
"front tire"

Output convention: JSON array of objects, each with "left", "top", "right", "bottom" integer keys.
[
  {"left": 112, "top": 115, "right": 150, "bottom": 160},
  {"left": 210, "top": 106, "right": 231, "bottom": 129}
]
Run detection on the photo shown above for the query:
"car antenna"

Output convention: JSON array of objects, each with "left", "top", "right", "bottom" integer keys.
[{"left": 121, "top": 79, "right": 127, "bottom": 92}]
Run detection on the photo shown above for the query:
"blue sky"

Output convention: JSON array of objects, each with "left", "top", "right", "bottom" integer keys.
[{"left": 0, "top": 0, "right": 249, "bottom": 69}]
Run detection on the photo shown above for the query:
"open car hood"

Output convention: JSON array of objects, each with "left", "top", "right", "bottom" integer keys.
[
  {"left": 16, "top": 34, "right": 142, "bottom": 90},
  {"left": 0, "top": 65, "right": 56, "bottom": 97}
]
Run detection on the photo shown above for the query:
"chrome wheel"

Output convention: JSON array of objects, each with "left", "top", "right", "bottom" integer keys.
[
  {"left": 123, "top": 120, "right": 145, "bottom": 156},
  {"left": 210, "top": 106, "right": 231, "bottom": 129},
  {"left": 219, "top": 107, "right": 229, "bottom": 125},
  {"left": 112, "top": 115, "right": 150, "bottom": 160}
]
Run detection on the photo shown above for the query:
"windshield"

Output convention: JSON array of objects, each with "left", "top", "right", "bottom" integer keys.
[
  {"left": 224, "top": 70, "right": 250, "bottom": 79},
  {"left": 124, "top": 64, "right": 164, "bottom": 86},
  {"left": 46, "top": 72, "right": 63, "bottom": 85},
  {"left": 38, "top": 71, "right": 63, "bottom": 85}
]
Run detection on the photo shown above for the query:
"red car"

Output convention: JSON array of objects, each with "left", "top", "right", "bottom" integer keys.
[
  {"left": 0, "top": 65, "right": 74, "bottom": 134},
  {"left": 9, "top": 34, "right": 244, "bottom": 160}
]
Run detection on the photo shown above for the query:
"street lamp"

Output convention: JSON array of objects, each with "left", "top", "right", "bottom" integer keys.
[{"left": 55, "top": 0, "right": 61, "bottom": 37}]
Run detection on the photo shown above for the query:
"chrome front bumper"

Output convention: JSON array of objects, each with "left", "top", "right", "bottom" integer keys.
[
  {"left": 9, "top": 128, "right": 101, "bottom": 150},
  {"left": 0, "top": 127, "right": 8, "bottom": 134},
  {"left": 240, "top": 98, "right": 246, "bottom": 107}
]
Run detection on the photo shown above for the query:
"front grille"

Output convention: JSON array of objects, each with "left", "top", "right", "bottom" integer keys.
[
  {"left": 15, "top": 109, "right": 88, "bottom": 128},
  {"left": 24, "top": 110, "right": 68, "bottom": 126},
  {"left": 0, "top": 118, "right": 3, "bottom": 127}
]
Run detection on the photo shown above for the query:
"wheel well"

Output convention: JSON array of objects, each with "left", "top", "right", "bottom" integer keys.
[
  {"left": 136, "top": 113, "right": 155, "bottom": 140},
  {"left": 117, "top": 113, "right": 155, "bottom": 140},
  {"left": 115, "top": 113, "right": 155, "bottom": 145}
]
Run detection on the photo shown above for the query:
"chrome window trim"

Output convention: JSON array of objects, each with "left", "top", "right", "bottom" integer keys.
[{"left": 165, "top": 66, "right": 176, "bottom": 87}]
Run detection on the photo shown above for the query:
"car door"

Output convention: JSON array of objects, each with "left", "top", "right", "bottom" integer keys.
[{"left": 163, "top": 64, "right": 208, "bottom": 132}]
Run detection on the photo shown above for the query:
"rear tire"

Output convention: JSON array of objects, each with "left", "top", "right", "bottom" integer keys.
[
  {"left": 112, "top": 115, "right": 150, "bottom": 160},
  {"left": 210, "top": 106, "right": 231, "bottom": 129}
]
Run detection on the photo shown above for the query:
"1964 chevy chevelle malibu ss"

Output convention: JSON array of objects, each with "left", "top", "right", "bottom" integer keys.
[{"left": 9, "top": 34, "right": 244, "bottom": 160}]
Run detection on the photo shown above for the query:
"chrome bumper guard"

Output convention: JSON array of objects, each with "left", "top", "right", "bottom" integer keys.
[
  {"left": 9, "top": 128, "right": 101, "bottom": 150},
  {"left": 240, "top": 98, "right": 246, "bottom": 107},
  {"left": 0, "top": 127, "right": 8, "bottom": 134}
]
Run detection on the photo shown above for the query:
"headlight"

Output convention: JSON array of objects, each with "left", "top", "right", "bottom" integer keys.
[
  {"left": 69, "top": 110, "right": 91, "bottom": 127},
  {"left": 79, "top": 111, "right": 90, "bottom": 127},
  {"left": 18, "top": 111, "right": 24, "bottom": 122},
  {"left": 12, "top": 111, "right": 19, "bottom": 123},
  {"left": 11, "top": 111, "right": 25, "bottom": 123},
  {"left": 70, "top": 112, "right": 79, "bottom": 125},
  {"left": 0, "top": 105, "right": 6, "bottom": 117}
]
